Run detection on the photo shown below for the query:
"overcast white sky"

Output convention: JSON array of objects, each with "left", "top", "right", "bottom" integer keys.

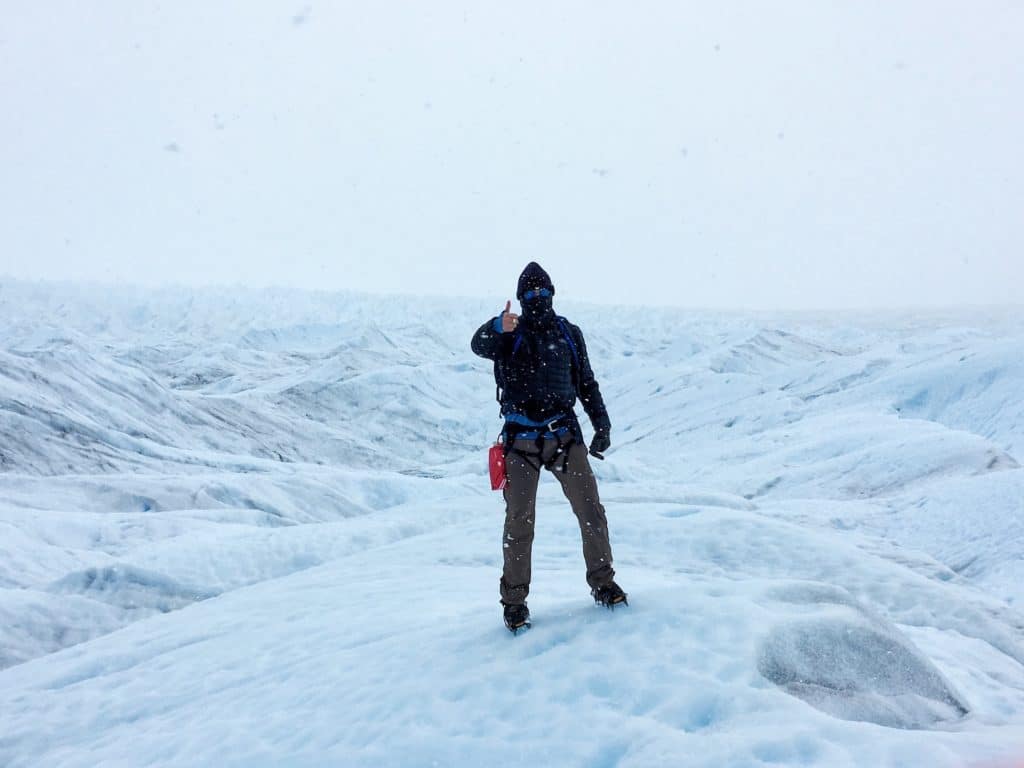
[{"left": 1, "top": 2, "right": 1021, "bottom": 310}]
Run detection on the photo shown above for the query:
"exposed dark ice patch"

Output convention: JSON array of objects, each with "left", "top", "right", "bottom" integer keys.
[
  {"left": 758, "top": 585, "right": 969, "bottom": 729},
  {"left": 767, "top": 583, "right": 862, "bottom": 610}
]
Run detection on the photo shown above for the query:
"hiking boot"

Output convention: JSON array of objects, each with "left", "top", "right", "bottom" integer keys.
[
  {"left": 503, "top": 602, "right": 531, "bottom": 633},
  {"left": 592, "top": 581, "right": 628, "bottom": 608}
]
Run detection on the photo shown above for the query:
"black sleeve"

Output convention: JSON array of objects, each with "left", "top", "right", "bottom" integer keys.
[
  {"left": 471, "top": 317, "right": 503, "bottom": 360},
  {"left": 570, "top": 324, "right": 611, "bottom": 433}
]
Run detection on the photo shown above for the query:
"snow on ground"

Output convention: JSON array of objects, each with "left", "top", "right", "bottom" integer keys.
[{"left": 1, "top": 280, "right": 1023, "bottom": 767}]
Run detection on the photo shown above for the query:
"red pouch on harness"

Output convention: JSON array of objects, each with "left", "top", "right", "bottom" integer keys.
[{"left": 489, "top": 443, "right": 507, "bottom": 491}]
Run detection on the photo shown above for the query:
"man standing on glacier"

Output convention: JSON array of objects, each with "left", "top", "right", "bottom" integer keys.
[{"left": 471, "top": 262, "right": 626, "bottom": 633}]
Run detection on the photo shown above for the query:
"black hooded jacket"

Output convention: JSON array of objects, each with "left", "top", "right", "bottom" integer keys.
[{"left": 471, "top": 263, "right": 610, "bottom": 435}]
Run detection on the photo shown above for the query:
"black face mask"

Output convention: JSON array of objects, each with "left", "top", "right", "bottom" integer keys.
[{"left": 521, "top": 295, "right": 555, "bottom": 326}]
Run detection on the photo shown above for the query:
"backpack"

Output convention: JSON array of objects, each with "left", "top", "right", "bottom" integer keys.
[{"left": 493, "top": 316, "right": 580, "bottom": 408}]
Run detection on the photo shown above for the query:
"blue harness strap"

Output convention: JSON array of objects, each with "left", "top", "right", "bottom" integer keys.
[{"left": 504, "top": 412, "right": 571, "bottom": 441}]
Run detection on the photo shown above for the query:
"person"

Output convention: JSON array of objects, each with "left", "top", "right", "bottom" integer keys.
[{"left": 471, "top": 262, "right": 627, "bottom": 632}]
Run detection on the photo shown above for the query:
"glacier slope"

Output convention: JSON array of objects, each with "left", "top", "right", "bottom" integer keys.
[{"left": 1, "top": 282, "right": 1023, "bottom": 766}]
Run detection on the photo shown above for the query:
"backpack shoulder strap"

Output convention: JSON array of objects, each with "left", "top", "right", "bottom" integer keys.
[
  {"left": 557, "top": 317, "right": 584, "bottom": 398},
  {"left": 556, "top": 317, "right": 580, "bottom": 368},
  {"left": 494, "top": 330, "right": 525, "bottom": 405}
]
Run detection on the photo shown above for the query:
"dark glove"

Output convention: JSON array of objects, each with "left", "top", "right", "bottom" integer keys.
[{"left": 589, "top": 430, "right": 611, "bottom": 459}]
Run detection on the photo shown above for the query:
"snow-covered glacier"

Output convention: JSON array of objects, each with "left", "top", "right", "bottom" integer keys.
[{"left": 1, "top": 280, "right": 1023, "bottom": 767}]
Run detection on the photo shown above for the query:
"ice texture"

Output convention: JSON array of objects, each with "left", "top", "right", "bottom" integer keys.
[{"left": 1, "top": 281, "right": 1023, "bottom": 767}]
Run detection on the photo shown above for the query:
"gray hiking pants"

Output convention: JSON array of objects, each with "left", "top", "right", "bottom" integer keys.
[{"left": 500, "top": 433, "right": 615, "bottom": 605}]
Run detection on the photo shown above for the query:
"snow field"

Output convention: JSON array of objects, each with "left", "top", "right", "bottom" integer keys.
[
  {"left": 3, "top": 492, "right": 1022, "bottom": 766},
  {"left": 1, "top": 281, "right": 1023, "bottom": 766}
]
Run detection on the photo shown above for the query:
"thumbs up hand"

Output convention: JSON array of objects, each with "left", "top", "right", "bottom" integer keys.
[{"left": 501, "top": 300, "right": 520, "bottom": 333}]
